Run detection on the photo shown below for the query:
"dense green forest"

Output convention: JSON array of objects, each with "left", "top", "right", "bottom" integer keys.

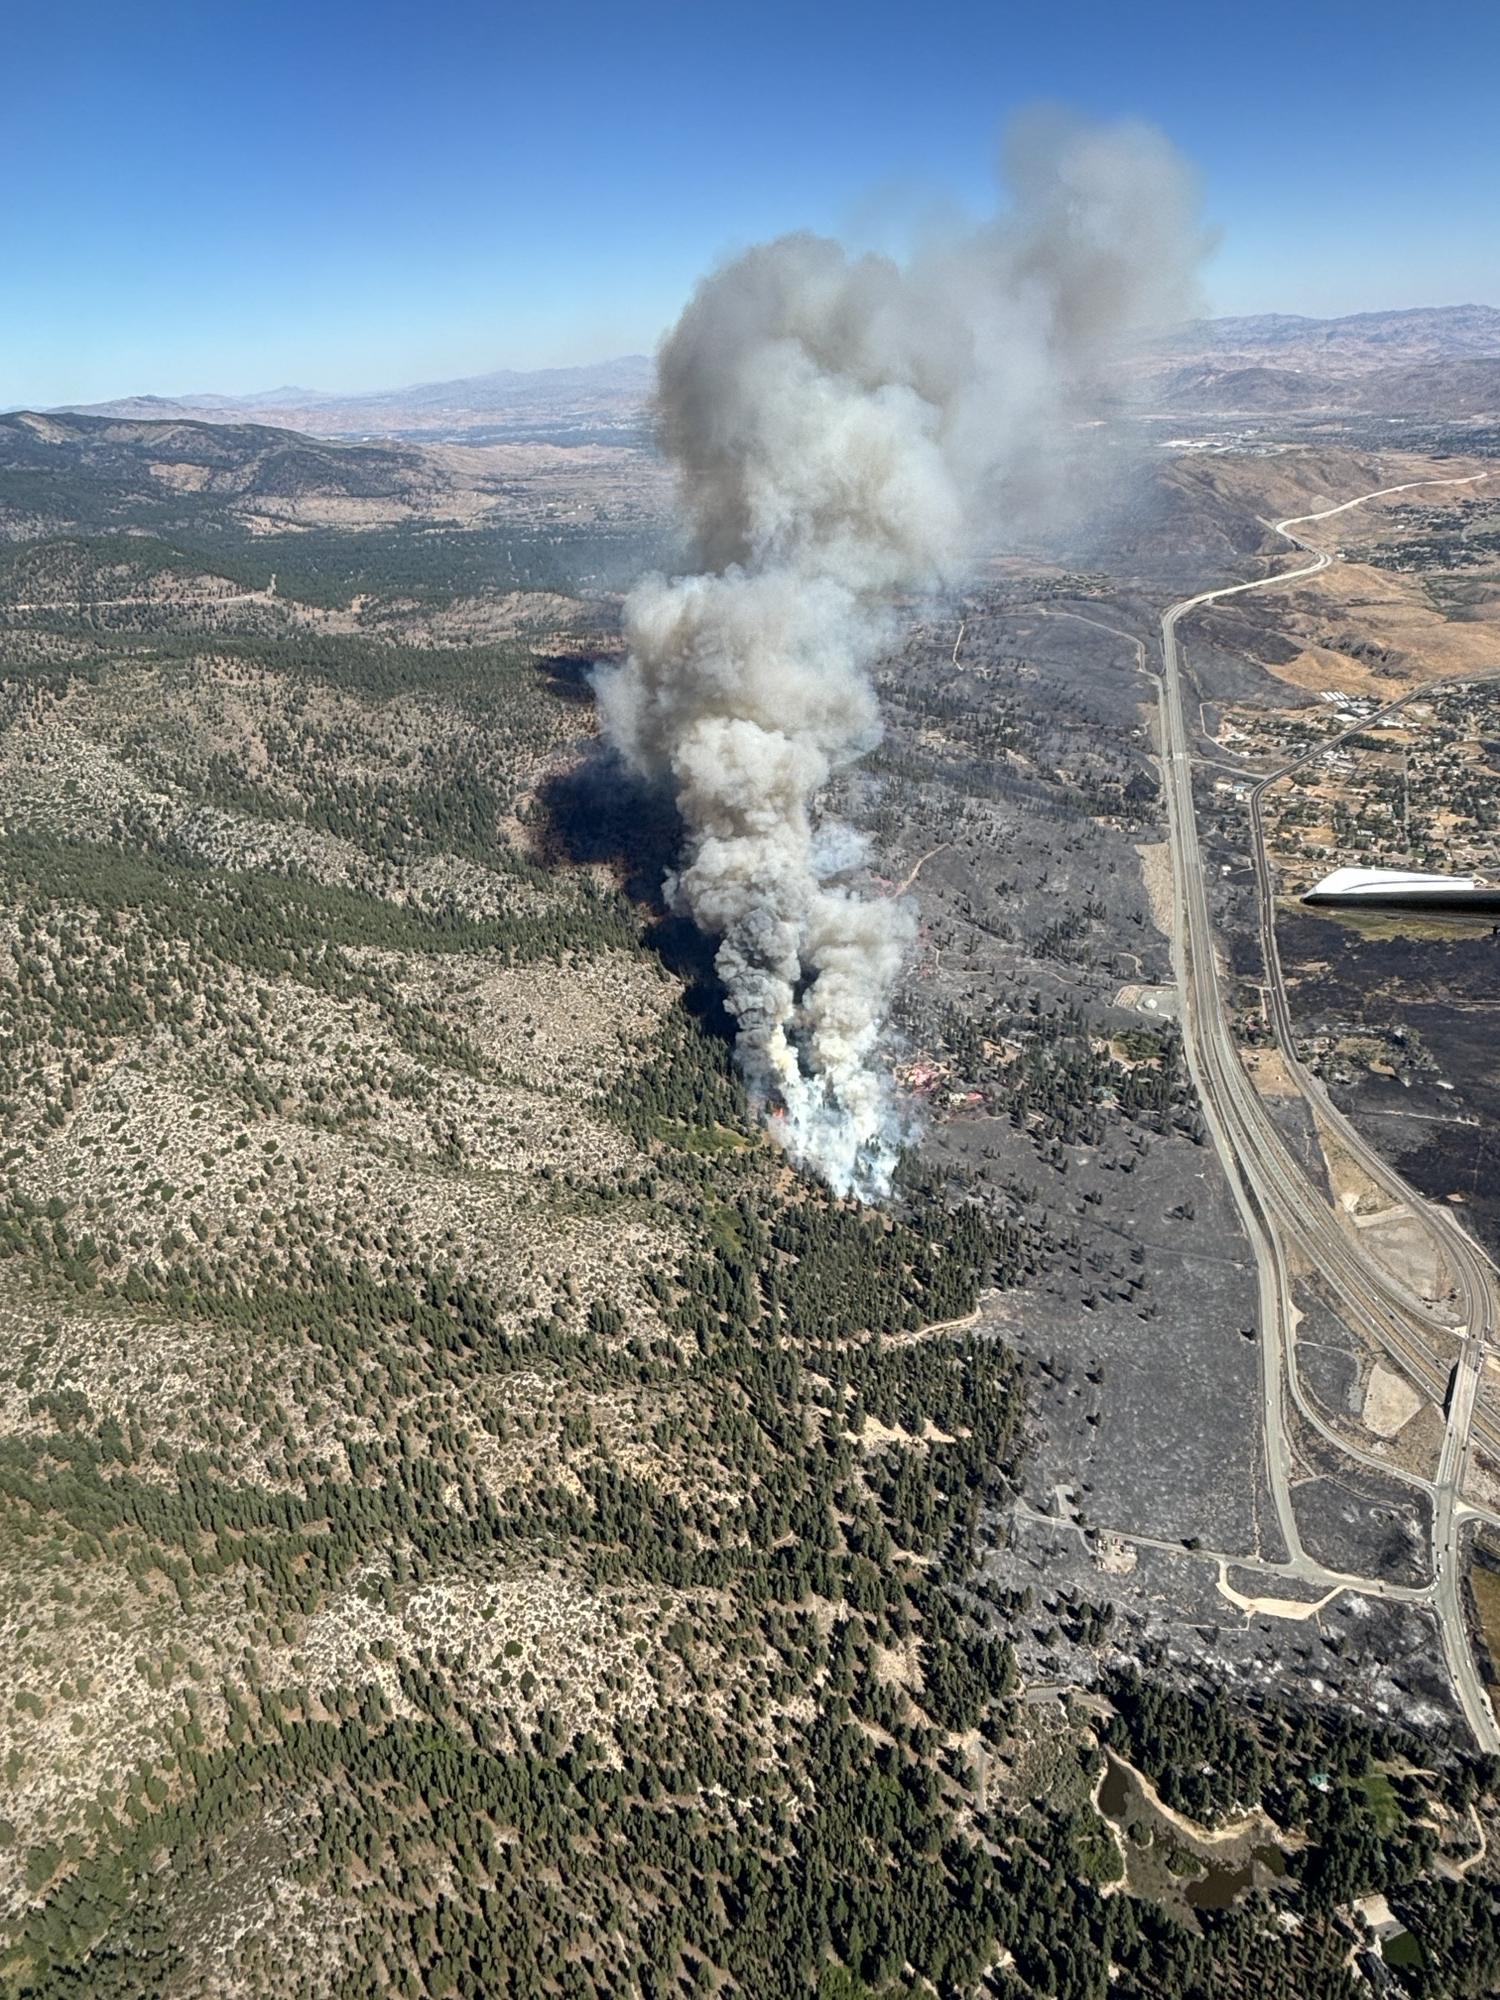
[{"left": 0, "top": 523, "right": 670, "bottom": 616}]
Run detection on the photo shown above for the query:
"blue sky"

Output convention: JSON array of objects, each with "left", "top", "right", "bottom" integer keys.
[{"left": 5, "top": 0, "right": 1498, "bottom": 406}]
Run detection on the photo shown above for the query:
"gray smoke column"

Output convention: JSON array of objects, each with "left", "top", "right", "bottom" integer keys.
[{"left": 596, "top": 110, "right": 1206, "bottom": 1200}]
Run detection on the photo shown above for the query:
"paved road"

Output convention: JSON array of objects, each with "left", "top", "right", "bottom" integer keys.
[
  {"left": 1245, "top": 659, "right": 1500, "bottom": 1325},
  {"left": 1432, "top": 1334, "right": 1494, "bottom": 1751},
  {"left": 1043, "top": 609, "right": 1478, "bottom": 1505},
  {"left": 1156, "top": 475, "right": 1500, "bottom": 1752}
]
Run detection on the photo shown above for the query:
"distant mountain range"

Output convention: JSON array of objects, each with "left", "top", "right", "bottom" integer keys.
[
  {"left": 1146, "top": 303, "right": 1500, "bottom": 365},
  {"left": 47, "top": 356, "right": 655, "bottom": 443},
  {"left": 23, "top": 305, "right": 1500, "bottom": 439},
  {"left": 1133, "top": 303, "right": 1500, "bottom": 417}
]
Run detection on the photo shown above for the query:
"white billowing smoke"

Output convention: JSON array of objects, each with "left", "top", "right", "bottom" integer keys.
[{"left": 596, "top": 110, "right": 1206, "bottom": 1200}]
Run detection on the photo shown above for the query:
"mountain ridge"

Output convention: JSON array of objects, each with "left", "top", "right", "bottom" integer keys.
[{"left": 21, "top": 306, "right": 1500, "bottom": 440}]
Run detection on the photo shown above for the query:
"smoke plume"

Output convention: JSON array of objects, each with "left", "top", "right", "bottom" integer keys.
[{"left": 596, "top": 110, "right": 1205, "bottom": 1199}]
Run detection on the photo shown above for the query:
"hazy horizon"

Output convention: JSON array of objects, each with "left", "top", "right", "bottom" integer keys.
[
  {"left": 11, "top": 296, "right": 1499, "bottom": 418},
  {"left": 5, "top": 0, "right": 1498, "bottom": 410}
]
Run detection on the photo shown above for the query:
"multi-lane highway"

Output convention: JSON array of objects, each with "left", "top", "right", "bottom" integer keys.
[
  {"left": 1155, "top": 476, "right": 1500, "bottom": 1751},
  {"left": 1246, "top": 664, "right": 1500, "bottom": 1489}
]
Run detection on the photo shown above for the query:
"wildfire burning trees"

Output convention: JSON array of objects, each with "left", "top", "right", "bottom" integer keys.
[{"left": 595, "top": 109, "right": 1206, "bottom": 1198}]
